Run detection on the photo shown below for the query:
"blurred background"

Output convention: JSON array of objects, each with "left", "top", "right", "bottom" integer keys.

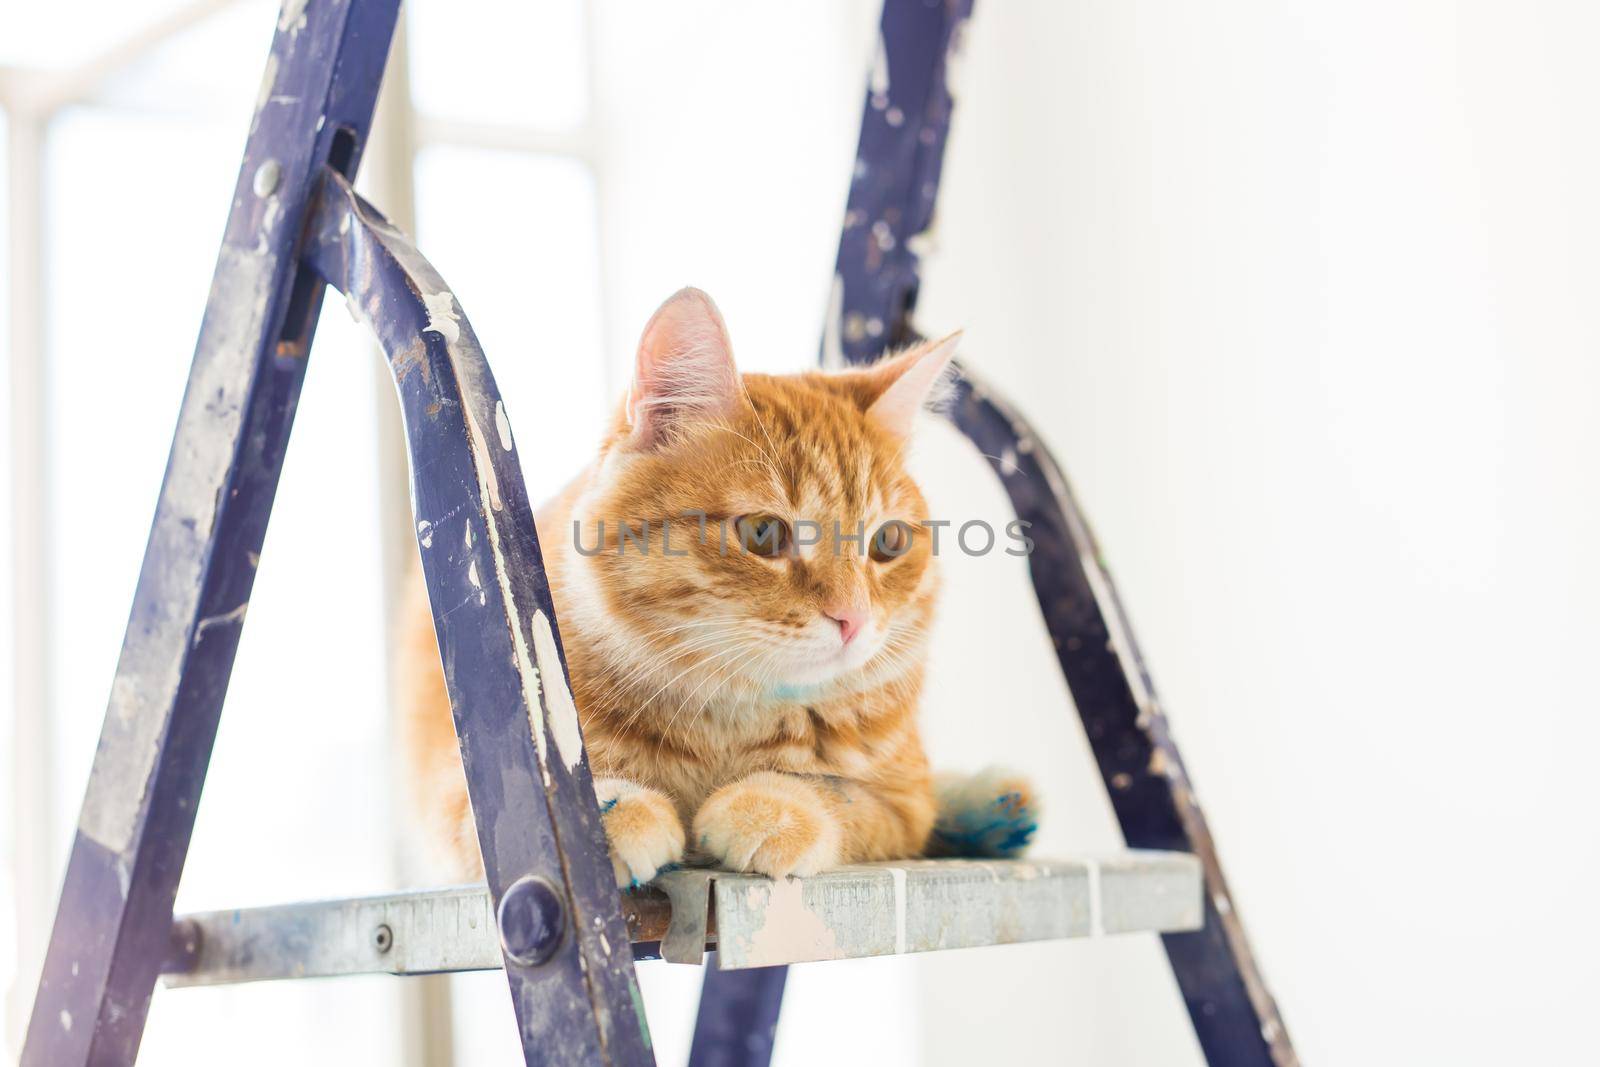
[{"left": 4, "top": 0, "right": 1599, "bottom": 1063}]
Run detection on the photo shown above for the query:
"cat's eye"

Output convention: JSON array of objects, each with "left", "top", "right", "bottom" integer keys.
[
  {"left": 735, "top": 514, "right": 791, "bottom": 558},
  {"left": 870, "top": 520, "right": 912, "bottom": 562}
]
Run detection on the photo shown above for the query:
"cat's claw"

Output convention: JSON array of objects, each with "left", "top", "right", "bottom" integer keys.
[
  {"left": 692, "top": 773, "right": 842, "bottom": 879},
  {"left": 594, "top": 778, "right": 686, "bottom": 888}
]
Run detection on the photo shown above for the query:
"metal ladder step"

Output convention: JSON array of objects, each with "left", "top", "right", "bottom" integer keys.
[{"left": 163, "top": 853, "right": 1201, "bottom": 986}]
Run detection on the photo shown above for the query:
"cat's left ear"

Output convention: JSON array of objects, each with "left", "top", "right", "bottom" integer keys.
[
  {"left": 626, "top": 287, "right": 743, "bottom": 449},
  {"left": 863, "top": 331, "right": 961, "bottom": 438}
]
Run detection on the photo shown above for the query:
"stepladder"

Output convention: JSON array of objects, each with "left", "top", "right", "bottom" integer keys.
[{"left": 20, "top": 1, "right": 1297, "bottom": 1065}]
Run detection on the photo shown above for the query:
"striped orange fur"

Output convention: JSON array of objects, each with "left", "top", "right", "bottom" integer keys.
[{"left": 400, "top": 288, "right": 960, "bottom": 884}]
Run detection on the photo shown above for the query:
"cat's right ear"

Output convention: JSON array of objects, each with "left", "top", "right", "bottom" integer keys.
[{"left": 625, "top": 287, "right": 742, "bottom": 450}]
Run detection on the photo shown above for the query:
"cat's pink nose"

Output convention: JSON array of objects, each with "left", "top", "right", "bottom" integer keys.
[{"left": 824, "top": 605, "right": 867, "bottom": 644}]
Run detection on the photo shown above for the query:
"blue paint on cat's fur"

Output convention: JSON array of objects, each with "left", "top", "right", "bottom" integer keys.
[
  {"left": 598, "top": 797, "right": 619, "bottom": 815},
  {"left": 769, "top": 682, "right": 825, "bottom": 703},
  {"left": 929, "top": 790, "right": 1038, "bottom": 858}
]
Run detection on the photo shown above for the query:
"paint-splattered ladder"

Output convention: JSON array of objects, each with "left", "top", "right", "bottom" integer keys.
[{"left": 19, "top": 2, "right": 1296, "bottom": 1065}]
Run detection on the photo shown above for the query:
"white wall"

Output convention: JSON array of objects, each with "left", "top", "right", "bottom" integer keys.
[
  {"left": 593, "top": 2, "right": 1600, "bottom": 1064},
  {"left": 923, "top": 2, "right": 1600, "bottom": 1063}
]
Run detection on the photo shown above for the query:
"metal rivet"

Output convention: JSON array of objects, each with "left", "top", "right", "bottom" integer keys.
[
  {"left": 497, "top": 876, "right": 564, "bottom": 967},
  {"left": 373, "top": 924, "right": 393, "bottom": 954},
  {"left": 252, "top": 159, "right": 281, "bottom": 198}
]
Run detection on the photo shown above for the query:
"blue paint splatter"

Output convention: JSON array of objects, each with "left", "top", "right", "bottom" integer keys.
[
  {"left": 929, "top": 792, "right": 1038, "bottom": 858},
  {"left": 599, "top": 796, "right": 619, "bottom": 814},
  {"left": 769, "top": 682, "right": 823, "bottom": 702}
]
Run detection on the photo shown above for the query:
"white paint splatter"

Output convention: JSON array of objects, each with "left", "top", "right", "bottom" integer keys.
[
  {"left": 422, "top": 290, "right": 461, "bottom": 345},
  {"left": 461, "top": 403, "right": 502, "bottom": 512},
  {"left": 77, "top": 246, "right": 273, "bottom": 855},
  {"left": 531, "top": 610, "right": 584, "bottom": 772},
  {"left": 467, "top": 561, "right": 481, "bottom": 589},
  {"left": 521, "top": 650, "right": 550, "bottom": 783},
  {"left": 869, "top": 32, "right": 890, "bottom": 103},
  {"left": 278, "top": 0, "right": 309, "bottom": 34},
  {"left": 458, "top": 486, "right": 539, "bottom": 775},
  {"left": 59, "top": 1010, "right": 72, "bottom": 1032},
  {"left": 251, "top": 54, "right": 280, "bottom": 134},
  {"left": 741, "top": 878, "right": 841, "bottom": 965},
  {"left": 417, "top": 519, "right": 433, "bottom": 548},
  {"left": 494, "top": 400, "right": 514, "bottom": 451},
  {"left": 944, "top": 16, "right": 970, "bottom": 100},
  {"left": 261, "top": 196, "right": 283, "bottom": 237},
  {"left": 192, "top": 602, "right": 249, "bottom": 647}
]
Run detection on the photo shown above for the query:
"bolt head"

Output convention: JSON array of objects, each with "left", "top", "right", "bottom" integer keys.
[
  {"left": 497, "top": 876, "right": 564, "bottom": 967},
  {"left": 252, "top": 159, "right": 282, "bottom": 198}
]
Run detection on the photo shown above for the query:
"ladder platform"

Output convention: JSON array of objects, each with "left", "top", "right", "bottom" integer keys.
[{"left": 162, "top": 853, "right": 1201, "bottom": 985}]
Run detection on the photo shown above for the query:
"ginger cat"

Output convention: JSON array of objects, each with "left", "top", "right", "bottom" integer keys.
[{"left": 401, "top": 288, "right": 1034, "bottom": 886}]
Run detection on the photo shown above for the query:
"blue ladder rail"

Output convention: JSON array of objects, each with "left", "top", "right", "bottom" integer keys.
[
  {"left": 19, "top": 2, "right": 402, "bottom": 1060},
  {"left": 799, "top": 2, "right": 1299, "bottom": 1066},
  {"left": 19, "top": 2, "right": 650, "bottom": 1063},
  {"left": 21, "top": 1, "right": 1295, "bottom": 1066}
]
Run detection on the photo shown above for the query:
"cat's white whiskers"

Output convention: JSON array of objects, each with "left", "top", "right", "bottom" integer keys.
[
  {"left": 648, "top": 639, "right": 764, "bottom": 757},
  {"left": 596, "top": 637, "right": 732, "bottom": 704},
  {"left": 587, "top": 629, "right": 750, "bottom": 723},
  {"left": 672, "top": 641, "right": 768, "bottom": 735},
  {"left": 632, "top": 635, "right": 757, "bottom": 713},
  {"left": 599, "top": 632, "right": 747, "bottom": 717},
  {"left": 608, "top": 618, "right": 744, "bottom": 678}
]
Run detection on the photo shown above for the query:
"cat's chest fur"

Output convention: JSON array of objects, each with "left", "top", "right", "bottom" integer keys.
[{"left": 579, "top": 685, "right": 894, "bottom": 817}]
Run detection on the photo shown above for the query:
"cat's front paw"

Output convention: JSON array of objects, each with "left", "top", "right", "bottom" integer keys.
[
  {"left": 594, "top": 778, "right": 685, "bottom": 888},
  {"left": 692, "top": 773, "right": 841, "bottom": 878}
]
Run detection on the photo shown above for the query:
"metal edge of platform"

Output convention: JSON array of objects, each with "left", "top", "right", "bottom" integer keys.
[{"left": 161, "top": 853, "right": 1202, "bottom": 987}]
